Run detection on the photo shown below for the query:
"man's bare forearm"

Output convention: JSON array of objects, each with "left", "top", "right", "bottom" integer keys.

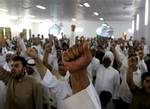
[
  {"left": 43, "top": 51, "right": 53, "bottom": 71},
  {"left": 34, "top": 57, "right": 47, "bottom": 79},
  {"left": 70, "top": 69, "right": 90, "bottom": 94},
  {"left": 127, "top": 67, "right": 136, "bottom": 91}
]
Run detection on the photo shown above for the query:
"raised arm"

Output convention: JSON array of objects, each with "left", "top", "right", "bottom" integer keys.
[
  {"left": 26, "top": 47, "right": 47, "bottom": 79},
  {"left": 127, "top": 57, "right": 137, "bottom": 92},
  {"left": 43, "top": 42, "right": 60, "bottom": 78},
  {"left": 43, "top": 42, "right": 53, "bottom": 72},
  {"left": 111, "top": 41, "right": 122, "bottom": 69},
  {"left": 62, "top": 41, "right": 92, "bottom": 94},
  {"left": 0, "top": 66, "right": 11, "bottom": 84}
]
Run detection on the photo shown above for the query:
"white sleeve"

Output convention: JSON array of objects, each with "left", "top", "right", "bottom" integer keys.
[
  {"left": 63, "top": 83, "right": 101, "bottom": 109},
  {"left": 93, "top": 63, "right": 100, "bottom": 77},
  {"left": 41, "top": 69, "right": 68, "bottom": 99},
  {"left": 113, "top": 72, "right": 120, "bottom": 100},
  {"left": 115, "top": 46, "right": 127, "bottom": 65},
  {"left": 17, "top": 38, "right": 27, "bottom": 57},
  {"left": 119, "top": 62, "right": 128, "bottom": 80},
  {"left": 139, "top": 60, "right": 148, "bottom": 73}
]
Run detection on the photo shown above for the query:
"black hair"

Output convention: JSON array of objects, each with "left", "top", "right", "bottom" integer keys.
[
  {"left": 141, "top": 72, "right": 150, "bottom": 82},
  {"left": 62, "top": 43, "right": 69, "bottom": 49},
  {"left": 57, "top": 56, "right": 62, "bottom": 63},
  {"left": 12, "top": 56, "right": 27, "bottom": 67},
  {"left": 99, "top": 91, "right": 112, "bottom": 107}
]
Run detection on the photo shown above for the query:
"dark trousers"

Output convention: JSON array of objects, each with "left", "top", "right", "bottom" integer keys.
[
  {"left": 43, "top": 104, "right": 57, "bottom": 109},
  {"left": 115, "top": 98, "right": 130, "bottom": 109}
]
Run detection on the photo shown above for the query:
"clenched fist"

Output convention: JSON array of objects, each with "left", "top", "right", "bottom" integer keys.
[
  {"left": 62, "top": 41, "right": 92, "bottom": 73},
  {"left": 128, "top": 56, "right": 138, "bottom": 68},
  {"left": 44, "top": 43, "right": 52, "bottom": 53}
]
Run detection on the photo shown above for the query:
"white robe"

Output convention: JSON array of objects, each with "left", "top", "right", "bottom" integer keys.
[
  {"left": 41, "top": 69, "right": 101, "bottom": 109},
  {"left": 95, "top": 65, "right": 120, "bottom": 100},
  {"left": 117, "top": 50, "right": 147, "bottom": 103},
  {"left": 87, "top": 57, "right": 100, "bottom": 80}
]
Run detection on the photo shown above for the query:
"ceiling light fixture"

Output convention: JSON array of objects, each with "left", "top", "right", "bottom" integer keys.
[
  {"left": 79, "top": 4, "right": 83, "bottom": 7},
  {"left": 0, "top": 8, "right": 8, "bottom": 12},
  {"left": 132, "top": 20, "right": 135, "bottom": 33},
  {"left": 83, "top": 3, "right": 90, "bottom": 7},
  {"left": 145, "top": 0, "right": 149, "bottom": 26},
  {"left": 99, "top": 18, "right": 104, "bottom": 21},
  {"left": 136, "top": 13, "right": 140, "bottom": 31},
  {"left": 94, "top": 12, "right": 99, "bottom": 16},
  {"left": 36, "top": 5, "right": 46, "bottom": 10},
  {"left": 72, "top": 18, "right": 77, "bottom": 21}
]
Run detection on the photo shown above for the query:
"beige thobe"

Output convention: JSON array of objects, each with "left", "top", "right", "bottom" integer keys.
[{"left": 0, "top": 67, "right": 43, "bottom": 109}]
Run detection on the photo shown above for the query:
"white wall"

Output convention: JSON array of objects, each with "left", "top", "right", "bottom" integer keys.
[
  {"left": 0, "top": 18, "right": 132, "bottom": 39},
  {"left": 134, "top": 0, "right": 150, "bottom": 44},
  {"left": 30, "top": 20, "right": 132, "bottom": 39}
]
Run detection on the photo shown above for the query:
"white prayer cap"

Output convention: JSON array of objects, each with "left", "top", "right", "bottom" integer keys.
[
  {"left": 6, "top": 51, "right": 15, "bottom": 55},
  {"left": 31, "top": 45, "right": 38, "bottom": 51},
  {"left": 27, "top": 58, "right": 35, "bottom": 66}
]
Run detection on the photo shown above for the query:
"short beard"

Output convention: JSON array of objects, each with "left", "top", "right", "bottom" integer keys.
[
  {"left": 104, "top": 64, "right": 110, "bottom": 68},
  {"left": 11, "top": 70, "right": 25, "bottom": 79}
]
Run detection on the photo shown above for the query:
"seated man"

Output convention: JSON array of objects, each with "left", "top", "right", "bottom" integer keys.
[
  {"left": 127, "top": 56, "right": 150, "bottom": 109},
  {"left": 0, "top": 56, "right": 43, "bottom": 109}
]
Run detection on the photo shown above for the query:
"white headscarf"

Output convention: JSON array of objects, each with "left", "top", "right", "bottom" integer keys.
[{"left": 103, "top": 51, "right": 114, "bottom": 66}]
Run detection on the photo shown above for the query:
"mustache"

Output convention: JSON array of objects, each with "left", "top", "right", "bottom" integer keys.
[{"left": 11, "top": 70, "right": 25, "bottom": 79}]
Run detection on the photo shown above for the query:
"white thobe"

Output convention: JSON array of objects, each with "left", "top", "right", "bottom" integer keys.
[
  {"left": 95, "top": 65, "right": 120, "bottom": 100},
  {"left": 69, "top": 32, "right": 75, "bottom": 47},
  {"left": 0, "top": 55, "right": 6, "bottom": 67},
  {"left": 119, "top": 63, "right": 145, "bottom": 103},
  {"left": 87, "top": 57, "right": 100, "bottom": 80},
  {"left": 144, "top": 44, "right": 149, "bottom": 56},
  {"left": 48, "top": 54, "right": 58, "bottom": 71},
  {"left": 63, "top": 83, "right": 101, "bottom": 109},
  {"left": 138, "top": 59, "right": 148, "bottom": 73},
  {"left": 41, "top": 69, "right": 101, "bottom": 109}
]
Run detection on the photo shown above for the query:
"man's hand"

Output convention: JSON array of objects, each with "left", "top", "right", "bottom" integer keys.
[
  {"left": 45, "top": 43, "right": 52, "bottom": 53},
  {"left": 128, "top": 56, "right": 138, "bottom": 70},
  {"left": 62, "top": 41, "right": 92, "bottom": 94},
  {"left": 127, "top": 56, "right": 137, "bottom": 91},
  {"left": 62, "top": 41, "right": 92, "bottom": 74}
]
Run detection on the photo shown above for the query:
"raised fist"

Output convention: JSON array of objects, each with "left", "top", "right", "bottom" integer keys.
[
  {"left": 128, "top": 56, "right": 138, "bottom": 68},
  {"left": 44, "top": 43, "right": 53, "bottom": 53},
  {"left": 62, "top": 41, "right": 92, "bottom": 73}
]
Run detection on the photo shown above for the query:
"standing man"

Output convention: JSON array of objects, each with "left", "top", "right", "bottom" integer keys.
[
  {"left": 0, "top": 56, "right": 43, "bottom": 109},
  {"left": 127, "top": 56, "right": 150, "bottom": 109},
  {"left": 69, "top": 24, "right": 76, "bottom": 47}
]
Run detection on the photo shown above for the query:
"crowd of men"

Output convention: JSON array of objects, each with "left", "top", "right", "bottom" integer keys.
[{"left": 0, "top": 25, "right": 150, "bottom": 109}]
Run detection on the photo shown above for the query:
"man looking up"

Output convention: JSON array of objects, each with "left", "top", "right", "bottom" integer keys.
[{"left": 0, "top": 56, "right": 43, "bottom": 109}]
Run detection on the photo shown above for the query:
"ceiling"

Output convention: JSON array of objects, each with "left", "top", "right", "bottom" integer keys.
[{"left": 0, "top": 0, "right": 144, "bottom": 22}]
